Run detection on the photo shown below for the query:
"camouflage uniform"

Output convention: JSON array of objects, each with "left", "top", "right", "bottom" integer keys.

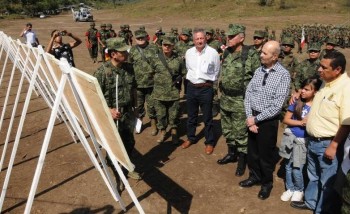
[
  {"left": 129, "top": 30, "right": 159, "bottom": 132},
  {"left": 218, "top": 25, "right": 260, "bottom": 176},
  {"left": 93, "top": 47, "right": 136, "bottom": 156},
  {"left": 85, "top": 22, "right": 98, "bottom": 62},
  {"left": 97, "top": 23, "right": 109, "bottom": 62},
  {"left": 106, "top": 23, "right": 117, "bottom": 38},
  {"left": 294, "top": 43, "right": 321, "bottom": 89},
  {"left": 150, "top": 37, "right": 184, "bottom": 134}
]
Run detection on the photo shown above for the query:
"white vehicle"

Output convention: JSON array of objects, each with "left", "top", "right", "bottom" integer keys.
[{"left": 71, "top": 6, "right": 93, "bottom": 22}]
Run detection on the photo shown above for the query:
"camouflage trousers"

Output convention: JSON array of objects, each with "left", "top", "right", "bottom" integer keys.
[
  {"left": 115, "top": 108, "right": 136, "bottom": 156},
  {"left": 154, "top": 99, "right": 180, "bottom": 130},
  {"left": 99, "top": 45, "right": 106, "bottom": 62},
  {"left": 212, "top": 80, "right": 219, "bottom": 106},
  {"left": 220, "top": 108, "right": 248, "bottom": 154},
  {"left": 136, "top": 87, "right": 156, "bottom": 119},
  {"left": 88, "top": 44, "right": 98, "bottom": 59}
]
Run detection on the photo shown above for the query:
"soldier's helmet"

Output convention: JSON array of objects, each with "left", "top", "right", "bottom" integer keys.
[
  {"left": 162, "top": 35, "right": 175, "bottom": 46},
  {"left": 106, "top": 37, "right": 131, "bottom": 52},
  {"left": 125, "top": 24, "right": 130, "bottom": 29},
  {"left": 101, "top": 23, "right": 107, "bottom": 28},
  {"left": 326, "top": 37, "right": 338, "bottom": 46},
  {"left": 227, "top": 24, "right": 246, "bottom": 36},
  {"left": 281, "top": 36, "right": 295, "bottom": 47},
  {"left": 253, "top": 30, "right": 266, "bottom": 38},
  {"left": 107, "top": 23, "right": 112, "bottom": 28},
  {"left": 307, "top": 42, "right": 321, "bottom": 52}
]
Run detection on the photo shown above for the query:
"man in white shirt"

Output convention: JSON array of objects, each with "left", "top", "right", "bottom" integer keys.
[
  {"left": 181, "top": 28, "right": 220, "bottom": 155},
  {"left": 19, "top": 23, "right": 40, "bottom": 47}
]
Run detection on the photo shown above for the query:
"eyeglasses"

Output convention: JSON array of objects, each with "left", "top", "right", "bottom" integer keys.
[
  {"left": 262, "top": 72, "right": 269, "bottom": 86},
  {"left": 136, "top": 37, "right": 146, "bottom": 40},
  {"left": 253, "top": 37, "right": 263, "bottom": 40}
]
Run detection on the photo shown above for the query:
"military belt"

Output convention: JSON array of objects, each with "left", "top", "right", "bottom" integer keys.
[{"left": 222, "top": 88, "right": 244, "bottom": 97}]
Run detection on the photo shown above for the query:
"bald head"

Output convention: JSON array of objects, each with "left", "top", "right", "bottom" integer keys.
[{"left": 260, "top": 41, "right": 280, "bottom": 68}]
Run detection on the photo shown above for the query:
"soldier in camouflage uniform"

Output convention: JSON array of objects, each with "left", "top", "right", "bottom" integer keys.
[
  {"left": 268, "top": 30, "right": 276, "bottom": 41},
  {"left": 217, "top": 24, "right": 260, "bottom": 176},
  {"left": 174, "top": 28, "right": 194, "bottom": 97},
  {"left": 252, "top": 30, "right": 266, "bottom": 54},
  {"left": 220, "top": 30, "right": 227, "bottom": 45},
  {"left": 106, "top": 23, "right": 117, "bottom": 38},
  {"left": 319, "top": 37, "right": 338, "bottom": 60},
  {"left": 149, "top": 36, "right": 184, "bottom": 144},
  {"left": 93, "top": 37, "right": 140, "bottom": 180},
  {"left": 294, "top": 42, "right": 321, "bottom": 92},
  {"left": 170, "top": 27, "right": 179, "bottom": 43},
  {"left": 85, "top": 22, "right": 98, "bottom": 63},
  {"left": 129, "top": 29, "right": 159, "bottom": 135},
  {"left": 117, "top": 25, "right": 126, "bottom": 40},
  {"left": 153, "top": 26, "right": 165, "bottom": 47},
  {"left": 206, "top": 28, "right": 223, "bottom": 117},
  {"left": 97, "top": 23, "right": 109, "bottom": 62},
  {"left": 124, "top": 24, "right": 133, "bottom": 45}
]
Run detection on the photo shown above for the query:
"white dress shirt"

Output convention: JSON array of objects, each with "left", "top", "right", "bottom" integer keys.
[
  {"left": 23, "top": 30, "right": 37, "bottom": 45},
  {"left": 185, "top": 44, "right": 220, "bottom": 84}
]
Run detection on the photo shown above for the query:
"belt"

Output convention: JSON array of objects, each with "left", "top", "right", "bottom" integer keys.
[
  {"left": 189, "top": 81, "right": 213, "bottom": 88},
  {"left": 308, "top": 136, "right": 334, "bottom": 141}
]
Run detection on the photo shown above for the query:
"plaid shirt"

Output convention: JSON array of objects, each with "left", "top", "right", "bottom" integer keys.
[{"left": 244, "top": 61, "right": 290, "bottom": 122}]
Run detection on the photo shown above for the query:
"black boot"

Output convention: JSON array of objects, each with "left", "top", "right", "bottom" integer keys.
[
  {"left": 235, "top": 152, "right": 247, "bottom": 176},
  {"left": 217, "top": 146, "right": 238, "bottom": 165}
]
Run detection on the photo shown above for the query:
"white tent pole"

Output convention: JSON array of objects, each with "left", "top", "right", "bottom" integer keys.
[
  {"left": 0, "top": 37, "right": 10, "bottom": 88},
  {"left": 0, "top": 46, "right": 44, "bottom": 212},
  {"left": 0, "top": 43, "right": 31, "bottom": 171},
  {"left": 24, "top": 61, "right": 68, "bottom": 213}
]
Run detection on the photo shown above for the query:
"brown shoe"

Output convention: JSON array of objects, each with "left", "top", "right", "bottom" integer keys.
[
  {"left": 205, "top": 145, "right": 214, "bottom": 155},
  {"left": 181, "top": 140, "right": 192, "bottom": 149}
]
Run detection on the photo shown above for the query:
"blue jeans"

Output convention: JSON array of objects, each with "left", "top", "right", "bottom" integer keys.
[
  {"left": 186, "top": 83, "right": 214, "bottom": 145},
  {"left": 285, "top": 158, "right": 304, "bottom": 191},
  {"left": 304, "top": 139, "right": 338, "bottom": 213}
]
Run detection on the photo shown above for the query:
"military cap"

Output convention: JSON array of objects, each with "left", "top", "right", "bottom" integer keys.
[
  {"left": 253, "top": 30, "right": 265, "bottom": 38},
  {"left": 101, "top": 23, "right": 106, "bottom": 27},
  {"left": 220, "top": 30, "right": 225, "bottom": 33},
  {"left": 126, "top": 24, "right": 130, "bottom": 28},
  {"left": 134, "top": 29, "right": 147, "bottom": 39},
  {"left": 181, "top": 28, "right": 191, "bottom": 36},
  {"left": 326, "top": 37, "right": 338, "bottom": 46},
  {"left": 139, "top": 25, "right": 145, "bottom": 30},
  {"left": 307, "top": 42, "right": 321, "bottom": 52},
  {"left": 107, "top": 23, "right": 112, "bottom": 28},
  {"left": 205, "top": 28, "right": 215, "bottom": 35},
  {"left": 281, "top": 36, "right": 294, "bottom": 47},
  {"left": 227, "top": 24, "right": 245, "bottom": 36},
  {"left": 162, "top": 36, "right": 175, "bottom": 45},
  {"left": 90, "top": 22, "right": 95, "bottom": 26},
  {"left": 106, "top": 37, "right": 130, "bottom": 52},
  {"left": 120, "top": 25, "right": 125, "bottom": 28}
]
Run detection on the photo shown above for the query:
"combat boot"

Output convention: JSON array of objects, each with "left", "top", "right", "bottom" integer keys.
[
  {"left": 171, "top": 128, "right": 179, "bottom": 145},
  {"left": 150, "top": 118, "right": 158, "bottom": 136},
  {"left": 217, "top": 145, "right": 238, "bottom": 165},
  {"left": 157, "top": 129, "right": 166, "bottom": 143},
  {"left": 235, "top": 152, "right": 247, "bottom": 177}
]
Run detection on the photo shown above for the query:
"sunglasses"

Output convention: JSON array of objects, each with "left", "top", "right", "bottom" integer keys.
[{"left": 253, "top": 37, "right": 263, "bottom": 40}]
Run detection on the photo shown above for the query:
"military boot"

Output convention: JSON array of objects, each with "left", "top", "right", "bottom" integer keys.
[
  {"left": 150, "top": 118, "right": 158, "bottom": 136},
  {"left": 171, "top": 128, "right": 179, "bottom": 145},
  {"left": 217, "top": 145, "right": 238, "bottom": 165},
  {"left": 235, "top": 152, "right": 247, "bottom": 177},
  {"left": 157, "top": 129, "right": 166, "bottom": 143}
]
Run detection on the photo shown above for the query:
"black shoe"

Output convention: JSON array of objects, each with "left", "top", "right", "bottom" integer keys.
[
  {"left": 235, "top": 153, "right": 247, "bottom": 177},
  {"left": 217, "top": 153, "right": 238, "bottom": 165},
  {"left": 258, "top": 184, "right": 273, "bottom": 200},
  {"left": 290, "top": 201, "right": 313, "bottom": 210},
  {"left": 239, "top": 177, "right": 260, "bottom": 188}
]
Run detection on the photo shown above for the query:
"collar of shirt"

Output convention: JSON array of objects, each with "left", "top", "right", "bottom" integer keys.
[
  {"left": 194, "top": 44, "right": 208, "bottom": 55},
  {"left": 325, "top": 73, "right": 347, "bottom": 88}
]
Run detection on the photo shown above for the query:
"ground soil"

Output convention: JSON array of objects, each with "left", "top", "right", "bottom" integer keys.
[{"left": 0, "top": 9, "right": 349, "bottom": 214}]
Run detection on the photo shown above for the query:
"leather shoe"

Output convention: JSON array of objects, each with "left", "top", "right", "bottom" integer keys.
[
  {"left": 258, "top": 184, "right": 273, "bottom": 200},
  {"left": 217, "top": 154, "right": 238, "bottom": 164},
  {"left": 205, "top": 145, "right": 214, "bottom": 155},
  {"left": 290, "top": 201, "right": 313, "bottom": 211},
  {"left": 181, "top": 140, "right": 192, "bottom": 149},
  {"left": 239, "top": 177, "right": 260, "bottom": 188}
]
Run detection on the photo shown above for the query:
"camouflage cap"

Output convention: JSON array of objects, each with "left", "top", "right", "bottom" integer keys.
[
  {"left": 134, "top": 29, "right": 148, "bottom": 39},
  {"left": 307, "top": 42, "right": 321, "bottom": 52},
  {"left": 101, "top": 23, "right": 106, "bottom": 27},
  {"left": 326, "top": 37, "right": 338, "bottom": 46},
  {"left": 106, "top": 37, "right": 130, "bottom": 52},
  {"left": 120, "top": 25, "right": 125, "bottom": 29},
  {"left": 107, "top": 23, "right": 112, "bottom": 28},
  {"left": 253, "top": 30, "right": 265, "bottom": 38},
  {"left": 90, "top": 22, "right": 95, "bottom": 26},
  {"left": 205, "top": 27, "right": 215, "bottom": 35},
  {"left": 162, "top": 36, "right": 175, "bottom": 45},
  {"left": 227, "top": 24, "right": 245, "bottom": 36},
  {"left": 139, "top": 25, "right": 145, "bottom": 30},
  {"left": 181, "top": 28, "right": 191, "bottom": 36},
  {"left": 281, "top": 36, "right": 294, "bottom": 47}
]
